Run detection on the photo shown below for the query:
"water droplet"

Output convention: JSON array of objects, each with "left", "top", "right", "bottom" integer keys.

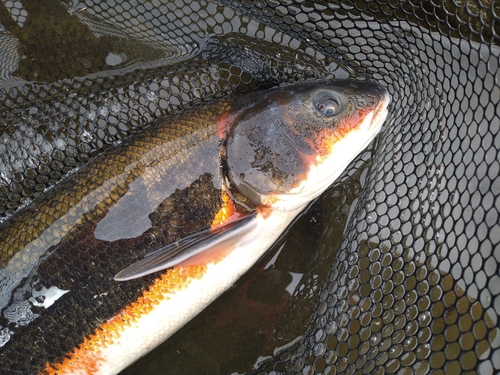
[
  {"left": 110, "top": 102, "right": 121, "bottom": 113},
  {"left": 387, "top": 194, "right": 395, "bottom": 205},
  {"left": 98, "top": 106, "right": 109, "bottom": 117},
  {"left": 370, "top": 334, "right": 379, "bottom": 344},
  {"left": 0, "top": 326, "right": 12, "bottom": 347},
  {"left": 418, "top": 311, "right": 431, "bottom": 326},
  {"left": 86, "top": 110, "right": 96, "bottom": 121},
  {"left": 105, "top": 52, "right": 127, "bottom": 67},
  {"left": 81, "top": 130, "right": 93, "bottom": 143},
  {"left": 314, "top": 342, "right": 326, "bottom": 357},
  {"left": 146, "top": 91, "right": 158, "bottom": 102},
  {"left": 436, "top": 164, "right": 443, "bottom": 177}
]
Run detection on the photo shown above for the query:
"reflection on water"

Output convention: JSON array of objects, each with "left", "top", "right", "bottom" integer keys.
[{"left": 0, "top": 0, "right": 171, "bottom": 84}]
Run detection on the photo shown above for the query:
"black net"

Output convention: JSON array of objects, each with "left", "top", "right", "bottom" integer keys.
[{"left": 0, "top": 1, "right": 499, "bottom": 374}]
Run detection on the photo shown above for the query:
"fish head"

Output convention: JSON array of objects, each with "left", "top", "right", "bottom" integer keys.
[{"left": 226, "top": 79, "right": 391, "bottom": 211}]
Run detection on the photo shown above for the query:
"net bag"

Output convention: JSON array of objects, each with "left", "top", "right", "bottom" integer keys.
[{"left": 0, "top": 1, "right": 498, "bottom": 374}]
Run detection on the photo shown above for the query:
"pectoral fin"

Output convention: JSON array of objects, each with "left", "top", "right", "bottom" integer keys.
[{"left": 114, "top": 212, "right": 258, "bottom": 281}]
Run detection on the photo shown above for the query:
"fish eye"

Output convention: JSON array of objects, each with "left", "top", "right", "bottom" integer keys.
[{"left": 313, "top": 91, "right": 341, "bottom": 117}]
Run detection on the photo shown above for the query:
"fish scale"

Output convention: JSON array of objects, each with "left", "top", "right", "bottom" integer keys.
[
  {"left": 0, "top": 80, "right": 389, "bottom": 374},
  {"left": 0, "top": 99, "right": 231, "bottom": 263},
  {"left": 0, "top": 99, "right": 232, "bottom": 373}
]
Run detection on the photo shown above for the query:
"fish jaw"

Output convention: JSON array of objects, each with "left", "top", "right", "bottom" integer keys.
[
  {"left": 260, "top": 87, "right": 391, "bottom": 212},
  {"left": 226, "top": 80, "right": 391, "bottom": 212},
  {"left": 43, "top": 209, "right": 297, "bottom": 375}
]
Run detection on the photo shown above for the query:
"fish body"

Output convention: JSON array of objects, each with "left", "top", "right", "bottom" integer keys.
[{"left": 0, "top": 80, "right": 390, "bottom": 374}]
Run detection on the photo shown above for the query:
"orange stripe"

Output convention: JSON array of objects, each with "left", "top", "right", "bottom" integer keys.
[
  {"left": 315, "top": 109, "right": 368, "bottom": 157},
  {"left": 211, "top": 191, "right": 238, "bottom": 228},
  {"left": 43, "top": 265, "right": 207, "bottom": 375}
]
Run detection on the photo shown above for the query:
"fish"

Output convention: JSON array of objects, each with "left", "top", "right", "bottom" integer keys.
[{"left": 0, "top": 79, "right": 390, "bottom": 375}]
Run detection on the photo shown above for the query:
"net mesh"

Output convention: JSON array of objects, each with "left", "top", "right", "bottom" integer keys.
[{"left": 0, "top": 0, "right": 499, "bottom": 374}]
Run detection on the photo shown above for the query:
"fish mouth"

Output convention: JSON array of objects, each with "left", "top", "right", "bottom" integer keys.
[{"left": 370, "top": 88, "right": 391, "bottom": 131}]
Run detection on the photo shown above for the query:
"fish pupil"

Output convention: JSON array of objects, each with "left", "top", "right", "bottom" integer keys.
[
  {"left": 321, "top": 101, "right": 336, "bottom": 115},
  {"left": 313, "top": 92, "right": 340, "bottom": 117}
]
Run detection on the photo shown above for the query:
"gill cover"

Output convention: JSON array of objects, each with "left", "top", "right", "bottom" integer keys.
[
  {"left": 115, "top": 80, "right": 390, "bottom": 281},
  {"left": 226, "top": 80, "right": 389, "bottom": 210}
]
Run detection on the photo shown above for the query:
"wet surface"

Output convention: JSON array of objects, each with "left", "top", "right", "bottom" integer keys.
[
  {"left": 0, "top": 0, "right": 346, "bottom": 219},
  {"left": 0, "top": 0, "right": 499, "bottom": 374},
  {"left": 120, "top": 156, "right": 370, "bottom": 374}
]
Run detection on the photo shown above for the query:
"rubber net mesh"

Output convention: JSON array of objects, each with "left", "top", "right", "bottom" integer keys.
[{"left": 0, "top": 1, "right": 499, "bottom": 374}]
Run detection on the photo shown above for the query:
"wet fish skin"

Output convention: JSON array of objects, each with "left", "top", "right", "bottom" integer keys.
[
  {"left": 0, "top": 97, "right": 233, "bottom": 373},
  {"left": 0, "top": 79, "right": 390, "bottom": 375},
  {"left": 0, "top": 99, "right": 231, "bottom": 267}
]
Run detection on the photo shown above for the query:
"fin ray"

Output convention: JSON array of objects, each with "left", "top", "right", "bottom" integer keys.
[{"left": 114, "top": 212, "right": 257, "bottom": 281}]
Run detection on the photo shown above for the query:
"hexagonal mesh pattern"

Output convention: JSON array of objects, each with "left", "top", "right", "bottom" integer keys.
[
  {"left": 0, "top": 1, "right": 499, "bottom": 374},
  {"left": 0, "top": 0, "right": 340, "bottom": 218}
]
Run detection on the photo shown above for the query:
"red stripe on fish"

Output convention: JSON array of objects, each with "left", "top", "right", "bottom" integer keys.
[
  {"left": 43, "top": 265, "right": 207, "bottom": 375},
  {"left": 216, "top": 110, "right": 239, "bottom": 139}
]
